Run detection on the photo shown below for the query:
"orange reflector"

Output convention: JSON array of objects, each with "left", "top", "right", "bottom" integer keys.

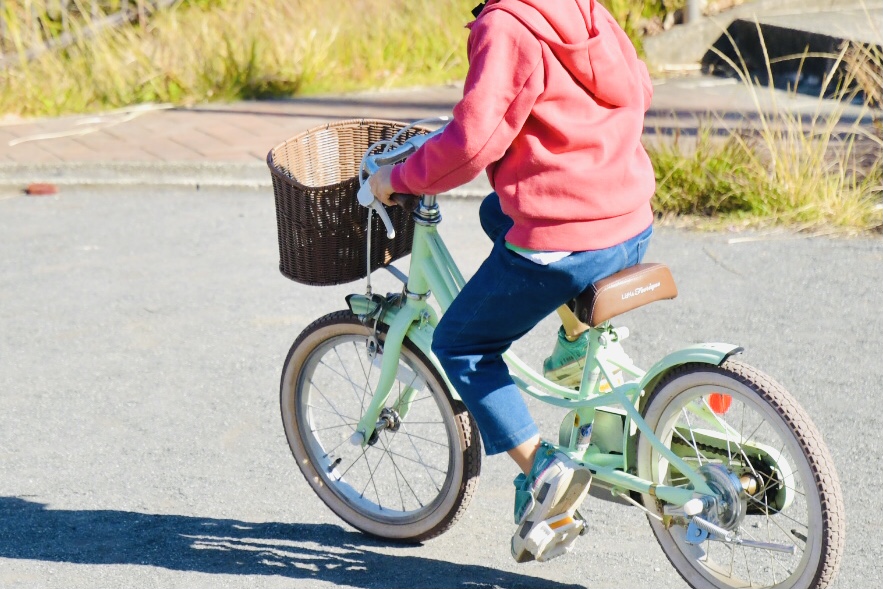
[
  {"left": 708, "top": 393, "right": 733, "bottom": 414},
  {"left": 549, "top": 516, "right": 574, "bottom": 530}
]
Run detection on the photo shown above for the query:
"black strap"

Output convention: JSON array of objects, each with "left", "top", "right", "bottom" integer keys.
[{"left": 471, "top": 1, "right": 488, "bottom": 18}]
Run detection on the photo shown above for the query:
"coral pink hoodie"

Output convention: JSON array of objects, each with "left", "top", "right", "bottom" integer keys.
[{"left": 389, "top": 0, "right": 655, "bottom": 251}]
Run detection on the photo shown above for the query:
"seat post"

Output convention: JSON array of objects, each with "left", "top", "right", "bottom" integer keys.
[{"left": 577, "top": 325, "right": 607, "bottom": 399}]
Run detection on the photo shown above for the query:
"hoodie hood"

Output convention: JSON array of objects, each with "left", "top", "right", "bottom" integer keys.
[{"left": 480, "top": 0, "right": 646, "bottom": 108}]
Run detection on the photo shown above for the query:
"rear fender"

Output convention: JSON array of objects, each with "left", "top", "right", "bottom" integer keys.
[
  {"left": 623, "top": 343, "right": 743, "bottom": 469},
  {"left": 637, "top": 343, "right": 743, "bottom": 414}
]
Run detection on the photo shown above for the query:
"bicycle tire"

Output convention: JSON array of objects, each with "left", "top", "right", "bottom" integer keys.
[
  {"left": 280, "top": 310, "right": 481, "bottom": 542},
  {"left": 637, "top": 359, "right": 844, "bottom": 589}
]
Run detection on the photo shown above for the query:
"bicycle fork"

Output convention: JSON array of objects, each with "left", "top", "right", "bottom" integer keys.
[
  {"left": 347, "top": 299, "right": 425, "bottom": 447},
  {"left": 349, "top": 198, "right": 460, "bottom": 448}
]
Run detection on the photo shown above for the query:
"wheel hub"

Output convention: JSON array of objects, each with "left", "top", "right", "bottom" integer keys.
[
  {"left": 699, "top": 464, "right": 747, "bottom": 531},
  {"left": 740, "top": 473, "right": 760, "bottom": 496},
  {"left": 365, "top": 407, "right": 402, "bottom": 446},
  {"left": 378, "top": 407, "right": 402, "bottom": 433}
]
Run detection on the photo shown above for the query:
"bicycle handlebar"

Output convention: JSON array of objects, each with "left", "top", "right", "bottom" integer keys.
[
  {"left": 391, "top": 193, "right": 420, "bottom": 212},
  {"left": 359, "top": 120, "right": 448, "bottom": 238},
  {"left": 371, "top": 144, "right": 417, "bottom": 168},
  {"left": 362, "top": 123, "right": 446, "bottom": 175}
]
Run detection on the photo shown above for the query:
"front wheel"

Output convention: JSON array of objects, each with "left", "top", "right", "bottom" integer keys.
[
  {"left": 637, "top": 359, "right": 844, "bottom": 589},
  {"left": 280, "top": 310, "right": 481, "bottom": 542}
]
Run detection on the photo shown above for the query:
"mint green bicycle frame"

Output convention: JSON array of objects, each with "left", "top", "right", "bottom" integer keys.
[{"left": 349, "top": 194, "right": 742, "bottom": 507}]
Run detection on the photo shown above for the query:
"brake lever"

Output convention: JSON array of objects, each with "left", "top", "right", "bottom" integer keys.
[{"left": 357, "top": 182, "right": 396, "bottom": 239}]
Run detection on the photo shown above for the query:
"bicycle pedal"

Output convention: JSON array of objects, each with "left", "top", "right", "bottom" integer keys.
[
  {"left": 574, "top": 508, "right": 590, "bottom": 536},
  {"left": 524, "top": 512, "right": 586, "bottom": 562}
]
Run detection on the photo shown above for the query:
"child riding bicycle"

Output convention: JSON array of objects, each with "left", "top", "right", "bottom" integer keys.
[{"left": 369, "top": 0, "right": 655, "bottom": 562}]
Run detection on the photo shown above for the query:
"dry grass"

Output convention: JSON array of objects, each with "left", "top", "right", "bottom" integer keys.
[
  {"left": 0, "top": 1, "right": 677, "bottom": 116},
  {"left": 650, "top": 25, "right": 883, "bottom": 233},
  {"left": 1, "top": 0, "right": 473, "bottom": 116},
  {"left": 844, "top": 42, "right": 883, "bottom": 107}
]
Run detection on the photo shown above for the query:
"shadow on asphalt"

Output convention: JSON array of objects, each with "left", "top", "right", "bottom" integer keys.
[{"left": 0, "top": 497, "right": 582, "bottom": 589}]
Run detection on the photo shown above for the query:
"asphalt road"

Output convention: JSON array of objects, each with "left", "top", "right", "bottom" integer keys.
[{"left": 1, "top": 186, "right": 881, "bottom": 588}]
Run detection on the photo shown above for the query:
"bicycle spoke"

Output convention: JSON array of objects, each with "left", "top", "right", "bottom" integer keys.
[
  {"left": 391, "top": 449, "right": 408, "bottom": 511},
  {"left": 310, "top": 382, "right": 357, "bottom": 427},
  {"left": 360, "top": 442, "right": 388, "bottom": 506},
  {"left": 377, "top": 433, "right": 426, "bottom": 509},
  {"left": 405, "top": 432, "right": 443, "bottom": 491},
  {"left": 701, "top": 397, "right": 734, "bottom": 464},
  {"left": 311, "top": 430, "right": 354, "bottom": 461},
  {"left": 333, "top": 343, "right": 367, "bottom": 412},
  {"left": 745, "top": 496, "right": 809, "bottom": 531},
  {"left": 740, "top": 526, "right": 796, "bottom": 578},
  {"left": 310, "top": 421, "right": 358, "bottom": 434},
  {"left": 397, "top": 428, "right": 450, "bottom": 448},
  {"left": 729, "top": 539, "right": 736, "bottom": 577},
  {"left": 752, "top": 468, "right": 807, "bottom": 501},
  {"left": 638, "top": 364, "right": 837, "bottom": 589},
  {"left": 681, "top": 408, "right": 704, "bottom": 465},
  {"left": 371, "top": 442, "right": 449, "bottom": 475},
  {"left": 285, "top": 317, "right": 480, "bottom": 541},
  {"left": 306, "top": 403, "right": 359, "bottom": 424},
  {"left": 395, "top": 393, "right": 435, "bottom": 405}
]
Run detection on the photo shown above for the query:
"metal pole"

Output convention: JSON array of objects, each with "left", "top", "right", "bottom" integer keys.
[{"left": 685, "top": 0, "right": 702, "bottom": 24}]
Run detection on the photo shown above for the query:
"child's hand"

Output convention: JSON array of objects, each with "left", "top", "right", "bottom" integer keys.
[{"left": 368, "top": 165, "right": 396, "bottom": 206}]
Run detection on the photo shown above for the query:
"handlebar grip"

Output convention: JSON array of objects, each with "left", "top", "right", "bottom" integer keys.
[
  {"left": 391, "top": 193, "right": 420, "bottom": 212},
  {"left": 374, "top": 144, "right": 416, "bottom": 167}
]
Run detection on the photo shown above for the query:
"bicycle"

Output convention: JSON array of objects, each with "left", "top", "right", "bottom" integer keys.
[{"left": 267, "top": 118, "right": 845, "bottom": 589}]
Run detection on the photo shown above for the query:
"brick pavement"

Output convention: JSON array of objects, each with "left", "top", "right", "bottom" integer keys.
[
  {"left": 0, "top": 86, "right": 464, "bottom": 168},
  {"left": 0, "top": 78, "right": 877, "bottom": 185}
]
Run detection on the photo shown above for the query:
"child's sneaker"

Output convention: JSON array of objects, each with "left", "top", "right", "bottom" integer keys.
[
  {"left": 511, "top": 442, "right": 592, "bottom": 563},
  {"left": 542, "top": 327, "right": 589, "bottom": 388}
]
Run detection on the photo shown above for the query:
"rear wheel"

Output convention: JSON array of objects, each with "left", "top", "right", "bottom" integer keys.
[
  {"left": 637, "top": 359, "right": 844, "bottom": 589},
  {"left": 280, "top": 311, "right": 481, "bottom": 541}
]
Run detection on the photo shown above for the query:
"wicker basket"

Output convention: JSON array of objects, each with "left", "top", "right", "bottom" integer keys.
[{"left": 268, "top": 119, "right": 428, "bottom": 286}]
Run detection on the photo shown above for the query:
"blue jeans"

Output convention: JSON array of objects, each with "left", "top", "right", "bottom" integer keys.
[{"left": 431, "top": 194, "right": 652, "bottom": 455}]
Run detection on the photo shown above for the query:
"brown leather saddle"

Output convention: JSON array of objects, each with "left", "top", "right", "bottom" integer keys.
[{"left": 573, "top": 263, "right": 678, "bottom": 327}]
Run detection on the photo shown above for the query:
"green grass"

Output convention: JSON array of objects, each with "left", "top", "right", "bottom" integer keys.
[{"left": 604, "top": 0, "right": 684, "bottom": 53}]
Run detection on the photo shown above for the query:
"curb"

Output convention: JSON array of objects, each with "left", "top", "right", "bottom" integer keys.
[
  {"left": 0, "top": 162, "right": 493, "bottom": 198},
  {"left": 0, "top": 162, "right": 269, "bottom": 188}
]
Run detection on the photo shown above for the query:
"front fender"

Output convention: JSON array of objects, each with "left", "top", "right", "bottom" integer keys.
[
  {"left": 402, "top": 319, "right": 463, "bottom": 401},
  {"left": 347, "top": 295, "right": 461, "bottom": 401}
]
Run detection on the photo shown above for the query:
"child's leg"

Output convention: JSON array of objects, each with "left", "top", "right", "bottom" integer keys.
[
  {"left": 482, "top": 193, "right": 590, "bottom": 344},
  {"left": 508, "top": 434, "right": 542, "bottom": 475},
  {"left": 431, "top": 239, "right": 570, "bottom": 456},
  {"left": 545, "top": 226, "right": 654, "bottom": 386},
  {"left": 433, "top": 223, "right": 653, "bottom": 561}
]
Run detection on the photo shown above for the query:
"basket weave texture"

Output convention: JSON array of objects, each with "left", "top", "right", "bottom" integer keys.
[{"left": 267, "top": 119, "right": 428, "bottom": 286}]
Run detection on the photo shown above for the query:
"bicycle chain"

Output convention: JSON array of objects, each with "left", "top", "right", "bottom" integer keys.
[{"left": 670, "top": 437, "right": 745, "bottom": 465}]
